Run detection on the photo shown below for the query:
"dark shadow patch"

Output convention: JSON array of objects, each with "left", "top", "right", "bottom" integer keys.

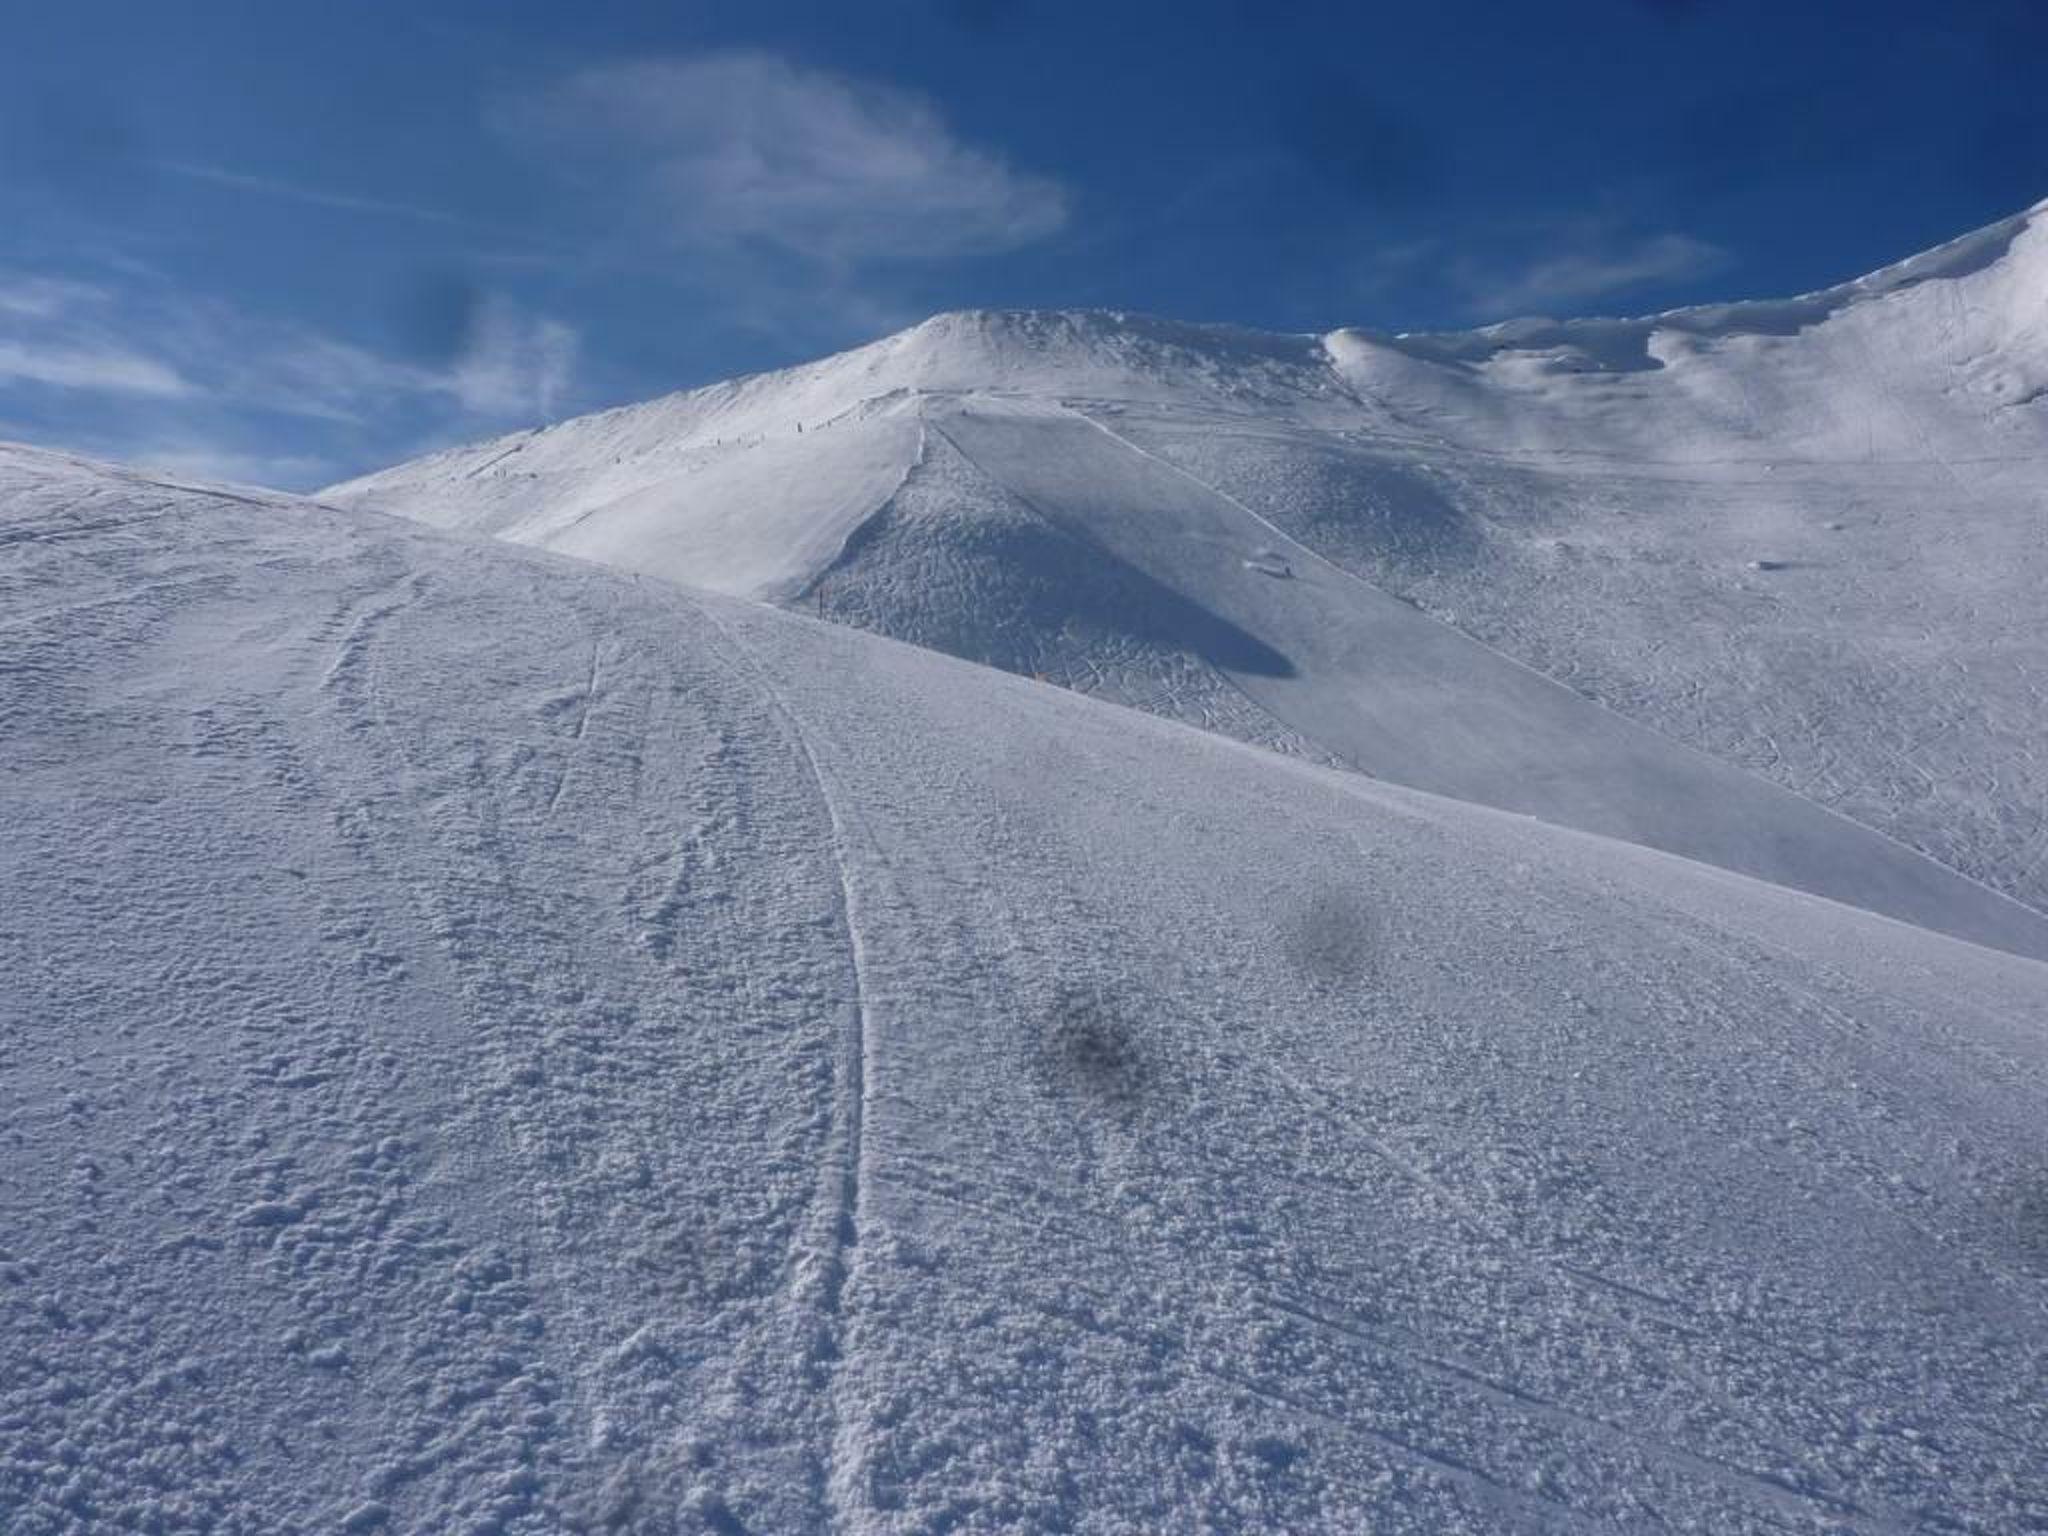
[
  {"left": 812, "top": 487, "right": 1294, "bottom": 679},
  {"left": 1107, "top": 547, "right": 1295, "bottom": 676},
  {"left": 1279, "top": 885, "right": 1377, "bottom": 990},
  {"left": 694, "top": 1493, "right": 751, "bottom": 1536},
  {"left": 1039, "top": 986, "right": 1148, "bottom": 1111},
  {"left": 1247, "top": 1434, "right": 1304, "bottom": 1476}
]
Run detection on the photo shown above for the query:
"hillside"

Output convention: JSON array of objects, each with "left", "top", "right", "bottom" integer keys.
[
  {"left": 5, "top": 443, "right": 2047, "bottom": 1533},
  {"left": 327, "top": 199, "right": 2048, "bottom": 926}
]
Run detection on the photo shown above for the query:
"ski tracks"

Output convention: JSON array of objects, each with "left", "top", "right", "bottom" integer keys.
[
  {"left": 542, "top": 640, "right": 605, "bottom": 820},
  {"left": 696, "top": 602, "right": 880, "bottom": 1532},
  {"left": 316, "top": 564, "right": 431, "bottom": 703}
]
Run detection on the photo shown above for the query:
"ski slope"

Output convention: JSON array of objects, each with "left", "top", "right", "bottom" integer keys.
[
  {"left": 329, "top": 199, "right": 2048, "bottom": 929},
  {"left": 6, "top": 444, "right": 2047, "bottom": 1534}
]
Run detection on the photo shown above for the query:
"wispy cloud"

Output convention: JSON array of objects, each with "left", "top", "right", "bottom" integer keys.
[
  {"left": 1462, "top": 229, "right": 1733, "bottom": 318},
  {"left": 497, "top": 51, "right": 1070, "bottom": 267},
  {"left": 0, "top": 265, "right": 579, "bottom": 488},
  {"left": 157, "top": 161, "right": 473, "bottom": 227},
  {"left": 0, "top": 264, "right": 575, "bottom": 422},
  {"left": 0, "top": 274, "right": 115, "bottom": 320},
  {"left": 443, "top": 295, "right": 578, "bottom": 417},
  {"left": 0, "top": 274, "right": 197, "bottom": 397},
  {"left": 0, "top": 338, "right": 195, "bottom": 398}
]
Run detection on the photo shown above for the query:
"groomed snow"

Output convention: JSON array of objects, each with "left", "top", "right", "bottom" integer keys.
[{"left": 7, "top": 444, "right": 2047, "bottom": 1533}]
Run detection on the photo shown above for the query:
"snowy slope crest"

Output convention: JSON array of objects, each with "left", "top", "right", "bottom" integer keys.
[
  {"left": 335, "top": 195, "right": 2048, "bottom": 517},
  {"left": 327, "top": 200, "right": 2048, "bottom": 930},
  {"left": 1328, "top": 196, "right": 2048, "bottom": 461},
  {"left": 322, "top": 306, "right": 1359, "bottom": 594}
]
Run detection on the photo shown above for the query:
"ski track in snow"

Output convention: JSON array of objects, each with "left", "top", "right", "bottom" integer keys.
[{"left": 694, "top": 601, "right": 879, "bottom": 1533}]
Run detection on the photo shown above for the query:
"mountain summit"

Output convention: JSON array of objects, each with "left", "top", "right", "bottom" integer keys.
[{"left": 329, "top": 200, "right": 2048, "bottom": 946}]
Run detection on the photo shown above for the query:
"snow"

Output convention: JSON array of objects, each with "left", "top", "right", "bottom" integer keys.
[
  {"left": 5, "top": 441, "right": 2047, "bottom": 1532},
  {"left": 326, "top": 201, "right": 2048, "bottom": 940},
  {"left": 323, "top": 209, "right": 2048, "bottom": 965}
]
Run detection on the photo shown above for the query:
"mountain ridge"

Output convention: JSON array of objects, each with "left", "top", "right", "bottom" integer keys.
[
  {"left": 327, "top": 193, "right": 2048, "bottom": 489},
  {"left": 323, "top": 199, "right": 2048, "bottom": 939}
]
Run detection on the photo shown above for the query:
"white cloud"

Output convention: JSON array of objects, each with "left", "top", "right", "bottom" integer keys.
[
  {"left": 0, "top": 274, "right": 196, "bottom": 396},
  {"left": 0, "top": 274, "right": 115, "bottom": 320},
  {"left": 1467, "top": 231, "right": 1732, "bottom": 318},
  {"left": 0, "top": 265, "right": 576, "bottom": 424},
  {"left": 499, "top": 51, "right": 1070, "bottom": 265},
  {"left": 447, "top": 296, "right": 578, "bottom": 417},
  {"left": 0, "top": 265, "right": 581, "bottom": 488},
  {"left": 0, "top": 338, "right": 195, "bottom": 398}
]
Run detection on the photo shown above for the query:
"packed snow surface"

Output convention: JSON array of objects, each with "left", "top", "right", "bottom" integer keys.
[
  {"left": 330, "top": 198, "right": 2048, "bottom": 930},
  {"left": 7, "top": 444, "right": 2047, "bottom": 1533}
]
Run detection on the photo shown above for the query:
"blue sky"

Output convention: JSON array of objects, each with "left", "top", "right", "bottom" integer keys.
[{"left": 2, "top": 0, "right": 2043, "bottom": 488}]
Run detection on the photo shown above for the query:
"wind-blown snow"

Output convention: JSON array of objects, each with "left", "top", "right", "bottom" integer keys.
[{"left": 7, "top": 443, "right": 2047, "bottom": 1533}]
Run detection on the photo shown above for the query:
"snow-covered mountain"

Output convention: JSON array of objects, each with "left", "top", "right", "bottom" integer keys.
[
  {"left": 329, "top": 199, "right": 2048, "bottom": 936},
  {"left": 6, "top": 442, "right": 2047, "bottom": 1534}
]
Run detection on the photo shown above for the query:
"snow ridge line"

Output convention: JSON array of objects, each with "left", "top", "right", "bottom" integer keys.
[
  {"left": 793, "top": 407, "right": 929, "bottom": 604},
  {"left": 695, "top": 600, "right": 877, "bottom": 1533},
  {"left": 1069, "top": 404, "right": 2048, "bottom": 948}
]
